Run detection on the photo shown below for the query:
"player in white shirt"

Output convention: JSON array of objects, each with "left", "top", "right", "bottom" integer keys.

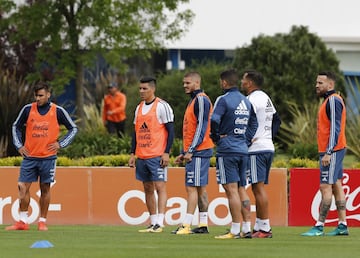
[{"left": 241, "top": 70, "right": 281, "bottom": 238}]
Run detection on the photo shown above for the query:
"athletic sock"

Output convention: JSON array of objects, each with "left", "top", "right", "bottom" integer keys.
[
  {"left": 150, "top": 214, "right": 157, "bottom": 226},
  {"left": 253, "top": 218, "right": 260, "bottom": 231},
  {"left": 230, "top": 222, "right": 240, "bottom": 235},
  {"left": 259, "top": 219, "right": 271, "bottom": 232},
  {"left": 242, "top": 221, "right": 251, "bottom": 233},
  {"left": 199, "top": 212, "right": 208, "bottom": 226},
  {"left": 315, "top": 221, "right": 324, "bottom": 227},
  {"left": 19, "top": 211, "right": 28, "bottom": 224},
  {"left": 183, "top": 213, "right": 193, "bottom": 226},
  {"left": 39, "top": 217, "right": 47, "bottom": 223},
  {"left": 157, "top": 213, "right": 165, "bottom": 227},
  {"left": 338, "top": 221, "right": 347, "bottom": 226}
]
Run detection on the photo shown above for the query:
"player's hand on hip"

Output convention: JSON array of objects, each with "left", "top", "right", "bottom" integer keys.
[
  {"left": 48, "top": 141, "right": 60, "bottom": 152},
  {"left": 18, "top": 146, "right": 29, "bottom": 157}
]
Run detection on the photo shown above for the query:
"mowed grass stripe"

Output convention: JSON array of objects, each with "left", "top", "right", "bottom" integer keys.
[{"left": 0, "top": 225, "right": 359, "bottom": 258}]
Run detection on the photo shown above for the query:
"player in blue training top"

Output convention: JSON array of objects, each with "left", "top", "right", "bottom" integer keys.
[{"left": 211, "top": 69, "right": 258, "bottom": 239}]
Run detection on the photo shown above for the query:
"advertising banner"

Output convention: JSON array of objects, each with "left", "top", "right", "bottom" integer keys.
[
  {"left": 0, "top": 167, "right": 287, "bottom": 226},
  {"left": 289, "top": 168, "right": 360, "bottom": 226}
]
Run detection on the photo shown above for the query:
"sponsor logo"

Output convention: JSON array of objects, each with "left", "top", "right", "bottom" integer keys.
[
  {"left": 265, "top": 99, "right": 274, "bottom": 112},
  {"left": 116, "top": 184, "right": 255, "bottom": 226},
  {"left": 139, "top": 122, "right": 150, "bottom": 132},
  {"left": 234, "top": 100, "right": 249, "bottom": 115},
  {"left": 233, "top": 128, "right": 246, "bottom": 134},
  {"left": 311, "top": 172, "right": 360, "bottom": 223},
  {"left": 235, "top": 117, "right": 248, "bottom": 125}
]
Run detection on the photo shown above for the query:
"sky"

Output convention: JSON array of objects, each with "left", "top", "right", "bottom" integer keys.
[{"left": 166, "top": 0, "right": 360, "bottom": 49}]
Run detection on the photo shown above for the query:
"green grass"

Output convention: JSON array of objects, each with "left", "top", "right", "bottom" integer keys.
[{"left": 0, "top": 225, "right": 359, "bottom": 258}]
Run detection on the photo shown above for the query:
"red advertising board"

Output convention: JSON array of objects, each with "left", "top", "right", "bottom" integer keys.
[
  {"left": 0, "top": 167, "right": 288, "bottom": 226},
  {"left": 289, "top": 168, "right": 360, "bottom": 226}
]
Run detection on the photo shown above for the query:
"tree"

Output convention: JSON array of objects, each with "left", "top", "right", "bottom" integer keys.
[
  {"left": 232, "top": 25, "right": 345, "bottom": 124},
  {"left": 0, "top": 0, "right": 37, "bottom": 79},
  {"left": 0, "top": 0, "right": 194, "bottom": 127}
]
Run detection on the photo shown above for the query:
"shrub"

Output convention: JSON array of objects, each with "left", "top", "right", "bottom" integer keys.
[
  {"left": 288, "top": 158, "right": 319, "bottom": 168},
  {"left": 351, "top": 162, "right": 360, "bottom": 169},
  {"left": 0, "top": 156, "right": 23, "bottom": 166},
  {"left": 57, "top": 156, "right": 73, "bottom": 166},
  {"left": 272, "top": 159, "right": 289, "bottom": 168},
  {"left": 171, "top": 138, "right": 183, "bottom": 157},
  {"left": 278, "top": 100, "right": 319, "bottom": 155},
  {"left": 58, "top": 129, "right": 132, "bottom": 158},
  {"left": 288, "top": 142, "right": 318, "bottom": 160}
]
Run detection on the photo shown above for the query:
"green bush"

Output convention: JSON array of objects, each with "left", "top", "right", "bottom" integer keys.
[
  {"left": 288, "top": 158, "right": 319, "bottom": 168},
  {"left": 272, "top": 159, "right": 289, "bottom": 168},
  {"left": 57, "top": 156, "right": 73, "bottom": 166},
  {"left": 58, "top": 131, "right": 132, "bottom": 158},
  {"left": 278, "top": 100, "right": 319, "bottom": 154},
  {"left": 0, "top": 156, "right": 23, "bottom": 166},
  {"left": 288, "top": 142, "right": 318, "bottom": 160},
  {"left": 351, "top": 162, "right": 360, "bottom": 169},
  {"left": 169, "top": 138, "right": 181, "bottom": 157}
]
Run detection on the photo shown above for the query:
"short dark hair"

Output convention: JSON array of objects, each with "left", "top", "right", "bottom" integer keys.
[
  {"left": 244, "top": 69, "right": 264, "bottom": 87},
  {"left": 318, "top": 71, "right": 336, "bottom": 82},
  {"left": 220, "top": 69, "right": 238, "bottom": 86},
  {"left": 140, "top": 76, "right": 156, "bottom": 85},
  {"left": 34, "top": 82, "right": 50, "bottom": 93}
]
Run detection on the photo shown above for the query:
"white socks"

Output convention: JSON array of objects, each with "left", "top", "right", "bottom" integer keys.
[{"left": 19, "top": 211, "right": 28, "bottom": 223}]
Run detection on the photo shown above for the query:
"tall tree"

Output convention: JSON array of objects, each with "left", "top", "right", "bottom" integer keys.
[
  {"left": 232, "top": 25, "right": 344, "bottom": 123},
  {"left": 0, "top": 0, "right": 37, "bottom": 78},
  {"left": 0, "top": 0, "right": 193, "bottom": 127}
]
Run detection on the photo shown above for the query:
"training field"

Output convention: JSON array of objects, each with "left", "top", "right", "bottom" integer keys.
[{"left": 0, "top": 225, "right": 359, "bottom": 258}]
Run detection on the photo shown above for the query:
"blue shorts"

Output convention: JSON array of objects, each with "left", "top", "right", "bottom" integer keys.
[
  {"left": 185, "top": 156, "right": 210, "bottom": 187},
  {"left": 19, "top": 158, "right": 56, "bottom": 183},
  {"left": 136, "top": 157, "right": 167, "bottom": 182},
  {"left": 216, "top": 155, "right": 248, "bottom": 186},
  {"left": 247, "top": 152, "right": 274, "bottom": 184},
  {"left": 319, "top": 149, "right": 346, "bottom": 184}
]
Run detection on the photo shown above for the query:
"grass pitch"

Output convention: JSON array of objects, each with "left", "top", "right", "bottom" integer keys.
[{"left": 0, "top": 225, "right": 359, "bottom": 258}]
